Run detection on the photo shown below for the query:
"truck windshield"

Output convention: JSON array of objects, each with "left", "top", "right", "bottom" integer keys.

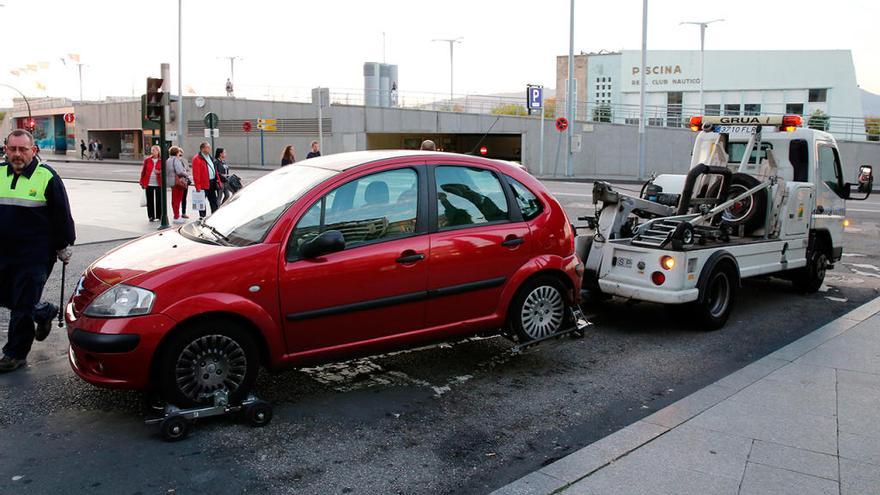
[
  {"left": 727, "top": 142, "right": 773, "bottom": 164},
  {"left": 200, "top": 165, "right": 336, "bottom": 246}
]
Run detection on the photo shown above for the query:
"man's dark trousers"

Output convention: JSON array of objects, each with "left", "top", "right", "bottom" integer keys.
[
  {"left": 200, "top": 179, "right": 220, "bottom": 218},
  {"left": 0, "top": 261, "right": 53, "bottom": 360}
]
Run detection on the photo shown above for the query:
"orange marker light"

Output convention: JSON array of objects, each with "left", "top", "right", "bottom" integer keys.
[{"left": 660, "top": 255, "right": 676, "bottom": 270}]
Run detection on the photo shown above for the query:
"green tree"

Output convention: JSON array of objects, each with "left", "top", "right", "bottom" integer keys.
[
  {"left": 491, "top": 103, "right": 528, "bottom": 116},
  {"left": 807, "top": 109, "right": 830, "bottom": 131}
]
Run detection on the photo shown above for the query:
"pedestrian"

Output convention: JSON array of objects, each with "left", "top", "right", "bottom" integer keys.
[
  {"left": 281, "top": 145, "right": 296, "bottom": 166},
  {"left": 79, "top": 139, "right": 86, "bottom": 159},
  {"left": 420, "top": 139, "right": 436, "bottom": 151},
  {"left": 226, "top": 78, "right": 234, "bottom": 97},
  {"left": 179, "top": 150, "right": 191, "bottom": 220},
  {"left": 0, "top": 129, "right": 76, "bottom": 373},
  {"left": 214, "top": 147, "right": 233, "bottom": 205},
  {"left": 96, "top": 139, "right": 103, "bottom": 160},
  {"left": 191, "top": 141, "right": 222, "bottom": 217},
  {"left": 306, "top": 140, "right": 321, "bottom": 159},
  {"left": 139, "top": 145, "right": 163, "bottom": 222},
  {"left": 87, "top": 139, "right": 95, "bottom": 160},
  {"left": 167, "top": 146, "right": 191, "bottom": 224}
]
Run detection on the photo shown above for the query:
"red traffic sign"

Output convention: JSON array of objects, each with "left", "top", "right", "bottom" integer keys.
[
  {"left": 63, "top": 113, "right": 75, "bottom": 124},
  {"left": 555, "top": 117, "right": 569, "bottom": 132},
  {"left": 242, "top": 121, "right": 252, "bottom": 133}
]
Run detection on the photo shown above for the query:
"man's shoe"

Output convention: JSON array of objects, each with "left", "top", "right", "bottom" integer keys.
[
  {"left": 0, "top": 355, "right": 26, "bottom": 373},
  {"left": 34, "top": 302, "right": 59, "bottom": 342}
]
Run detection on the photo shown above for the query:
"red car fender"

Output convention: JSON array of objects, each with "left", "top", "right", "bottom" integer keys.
[
  {"left": 496, "top": 254, "right": 581, "bottom": 321},
  {"left": 160, "top": 293, "right": 286, "bottom": 367}
]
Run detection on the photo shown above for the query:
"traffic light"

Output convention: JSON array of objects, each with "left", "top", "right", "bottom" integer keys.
[
  {"left": 24, "top": 118, "right": 36, "bottom": 132},
  {"left": 145, "top": 77, "right": 164, "bottom": 122}
]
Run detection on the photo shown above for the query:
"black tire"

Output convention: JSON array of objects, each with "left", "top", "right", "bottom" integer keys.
[
  {"left": 691, "top": 264, "right": 737, "bottom": 331},
  {"left": 160, "top": 415, "right": 190, "bottom": 441},
  {"left": 507, "top": 276, "right": 571, "bottom": 343},
  {"left": 244, "top": 400, "right": 273, "bottom": 427},
  {"left": 722, "top": 173, "right": 767, "bottom": 234},
  {"left": 792, "top": 240, "right": 828, "bottom": 293},
  {"left": 156, "top": 319, "right": 260, "bottom": 408}
]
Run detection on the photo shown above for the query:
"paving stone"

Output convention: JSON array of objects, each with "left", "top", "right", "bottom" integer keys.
[
  {"left": 798, "top": 332, "right": 880, "bottom": 375},
  {"left": 840, "top": 458, "right": 880, "bottom": 495},
  {"left": 688, "top": 399, "right": 837, "bottom": 455},
  {"left": 641, "top": 384, "right": 737, "bottom": 429},
  {"left": 739, "top": 462, "right": 838, "bottom": 495},
  {"left": 749, "top": 440, "right": 839, "bottom": 481},
  {"left": 838, "top": 371, "right": 880, "bottom": 439},
  {"left": 562, "top": 453, "right": 739, "bottom": 495},
  {"left": 840, "top": 432, "right": 880, "bottom": 466},
  {"left": 727, "top": 376, "right": 838, "bottom": 418},
  {"left": 623, "top": 423, "right": 752, "bottom": 480}
]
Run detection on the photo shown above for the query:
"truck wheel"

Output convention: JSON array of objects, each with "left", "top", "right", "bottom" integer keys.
[
  {"left": 692, "top": 265, "right": 737, "bottom": 330},
  {"left": 722, "top": 173, "right": 767, "bottom": 233},
  {"left": 157, "top": 319, "right": 260, "bottom": 408},
  {"left": 508, "top": 276, "right": 571, "bottom": 343},
  {"left": 793, "top": 242, "right": 828, "bottom": 293}
]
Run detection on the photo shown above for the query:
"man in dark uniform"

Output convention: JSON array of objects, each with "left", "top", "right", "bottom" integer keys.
[{"left": 0, "top": 129, "right": 76, "bottom": 372}]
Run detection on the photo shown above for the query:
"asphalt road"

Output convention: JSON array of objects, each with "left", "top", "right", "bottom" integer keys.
[{"left": 1, "top": 168, "right": 879, "bottom": 494}]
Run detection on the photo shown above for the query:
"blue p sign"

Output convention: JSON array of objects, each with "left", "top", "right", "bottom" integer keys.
[{"left": 528, "top": 86, "right": 543, "bottom": 110}]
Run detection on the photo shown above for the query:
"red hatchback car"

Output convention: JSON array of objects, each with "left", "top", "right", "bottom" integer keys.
[{"left": 66, "top": 151, "right": 582, "bottom": 406}]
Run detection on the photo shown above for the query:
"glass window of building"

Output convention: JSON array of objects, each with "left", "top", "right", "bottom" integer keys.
[
  {"left": 786, "top": 103, "right": 805, "bottom": 115},
  {"left": 666, "top": 92, "right": 683, "bottom": 128},
  {"left": 744, "top": 104, "right": 762, "bottom": 116},
  {"left": 723, "top": 104, "right": 741, "bottom": 116},
  {"left": 704, "top": 104, "right": 721, "bottom": 116},
  {"left": 808, "top": 89, "right": 827, "bottom": 103}
]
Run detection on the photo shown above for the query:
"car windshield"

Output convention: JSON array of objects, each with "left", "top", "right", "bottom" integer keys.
[{"left": 200, "top": 165, "right": 336, "bottom": 246}]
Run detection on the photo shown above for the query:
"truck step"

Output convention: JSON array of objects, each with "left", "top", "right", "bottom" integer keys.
[
  {"left": 645, "top": 228, "right": 674, "bottom": 236},
  {"left": 631, "top": 238, "right": 667, "bottom": 248}
]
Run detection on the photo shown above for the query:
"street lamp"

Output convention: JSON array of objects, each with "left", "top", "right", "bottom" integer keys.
[
  {"left": 432, "top": 37, "right": 462, "bottom": 107},
  {"left": 680, "top": 18, "right": 724, "bottom": 115}
]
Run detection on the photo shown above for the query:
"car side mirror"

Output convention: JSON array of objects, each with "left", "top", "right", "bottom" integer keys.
[{"left": 300, "top": 230, "right": 345, "bottom": 259}]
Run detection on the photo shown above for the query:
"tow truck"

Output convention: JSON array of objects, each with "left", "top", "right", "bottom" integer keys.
[{"left": 577, "top": 115, "right": 872, "bottom": 329}]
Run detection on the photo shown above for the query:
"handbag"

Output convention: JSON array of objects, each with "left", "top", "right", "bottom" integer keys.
[{"left": 175, "top": 175, "right": 188, "bottom": 189}]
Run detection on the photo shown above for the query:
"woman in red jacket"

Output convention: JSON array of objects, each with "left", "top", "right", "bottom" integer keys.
[
  {"left": 139, "top": 145, "right": 163, "bottom": 221},
  {"left": 191, "top": 141, "right": 222, "bottom": 218}
]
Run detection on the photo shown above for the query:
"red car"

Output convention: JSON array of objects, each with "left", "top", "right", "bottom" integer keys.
[{"left": 66, "top": 151, "right": 582, "bottom": 406}]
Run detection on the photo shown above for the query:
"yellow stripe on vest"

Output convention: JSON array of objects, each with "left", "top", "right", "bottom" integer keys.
[{"left": 0, "top": 163, "right": 52, "bottom": 206}]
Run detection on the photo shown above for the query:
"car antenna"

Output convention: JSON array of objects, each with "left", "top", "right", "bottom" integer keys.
[{"left": 467, "top": 115, "right": 502, "bottom": 155}]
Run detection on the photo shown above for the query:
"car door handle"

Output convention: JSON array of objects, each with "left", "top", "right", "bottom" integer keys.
[
  {"left": 396, "top": 252, "right": 425, "bottom": 264},
  {"left": 501, "top": 236, "right": 525, "bottom": 248}
]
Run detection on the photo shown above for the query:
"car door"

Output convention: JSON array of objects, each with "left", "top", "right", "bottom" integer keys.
[
  {"left": 425, "top": 163, "right": 532, "bottom": 329},
  {"left": 814, "top": 142, "right": 846, "bottom": 252},
  {"left": 279, "top": 165, "right": 429, "bottom": 354}
]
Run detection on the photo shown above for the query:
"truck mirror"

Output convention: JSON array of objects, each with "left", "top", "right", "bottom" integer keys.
[{"left": 856, "top": 165, "right": 874, "bottom": 197}]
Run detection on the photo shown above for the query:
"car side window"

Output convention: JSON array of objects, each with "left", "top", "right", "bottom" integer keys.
[
  {"left": 288, "top": 168, "right": 419, "bottom": 258},
  {"left": 508, "top": 177, "right": 543, "bottom": 221},
  {"left": 818, "top": 145, "right": 845, "bottom": 197},
  {"left": 435, "top": 166, "right": 509, "bottom": 229}
]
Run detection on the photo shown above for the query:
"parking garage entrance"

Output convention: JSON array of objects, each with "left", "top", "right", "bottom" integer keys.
[{"left": 366, "top": 133, "right": 522, "bottom": 162}]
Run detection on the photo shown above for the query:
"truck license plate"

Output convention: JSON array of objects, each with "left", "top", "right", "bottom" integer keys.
[
  {"left": 615, "top": 256, "right": 633, "bottom": 269},
  {"left": 715, "top": 125, "right": 757, "bottom": 135}
]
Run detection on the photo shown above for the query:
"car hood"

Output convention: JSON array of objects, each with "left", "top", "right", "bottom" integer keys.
[{"left": 90, "top": 227, "right": 229, "bottom": 286}]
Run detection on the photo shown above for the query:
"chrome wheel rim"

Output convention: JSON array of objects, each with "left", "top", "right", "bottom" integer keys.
[
  {"left": 708, "top": 272, "right": 730, "bottom": 318},
  {"left": 520, "top": 285, "right": 565, "bottom": 340},
  {"left": 175, "top": 334, "right": 248, "bottom": 402},
  {"left": 723, "top": 184, "right": 754, "bottom": 223}
]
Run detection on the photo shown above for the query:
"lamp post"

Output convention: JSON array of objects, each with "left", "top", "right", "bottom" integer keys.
[
  {"left": 680, "top": 19, "right": 723, "bottom": 115},
  {"left": 177, "top": 0, "right": 183, "bottom": 148},
  {"left": 566, "top": 0, "right": 574, "bottom": 177},
  {"left": 637, "top": 0, "right": 648, "bottom": 181},
  {"left": 432, "top": 37, "right": 462, "bottom": 107},
  {"left": 0, "top": 82, "right": 33, "bottom": 125}
]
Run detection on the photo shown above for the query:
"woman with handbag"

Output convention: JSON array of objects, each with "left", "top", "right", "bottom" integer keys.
[
  {"left": 167, "top": 146, "right": 192, "bottom": 224},
  {"left": 139, "top": 145, "right": 163, "bottom": 222}
]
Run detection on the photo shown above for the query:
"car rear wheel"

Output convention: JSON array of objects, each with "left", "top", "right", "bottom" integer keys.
[
  {"left": 508, "top": 276, "right": 571, "bottom": 343},
  {"left": 691, "top": 264, "right": 737, "bottom": 331},
  {"left": 157, "top": 319, "right": 260, "bottom": 407}
]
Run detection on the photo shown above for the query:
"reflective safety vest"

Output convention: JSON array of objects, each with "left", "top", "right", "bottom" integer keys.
[{"left": 0, "top": 163, "right": 52, "bottom": 207}]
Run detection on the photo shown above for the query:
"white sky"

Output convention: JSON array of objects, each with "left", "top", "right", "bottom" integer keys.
[{"left": 2, "top": 0, "right": 879, "bottom": 106}]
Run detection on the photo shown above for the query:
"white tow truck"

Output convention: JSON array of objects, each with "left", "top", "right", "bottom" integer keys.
[{"left": 577, "top": 115, "right": 873, "bottom": 329}]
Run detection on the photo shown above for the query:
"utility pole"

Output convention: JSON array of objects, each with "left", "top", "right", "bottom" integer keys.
[
  {"left": 680, "top": 19, "right": 723, "bottom": 115},
  {"left": 432, "top": 37, "right": 462, "bottom": 107},
  {"left": 177, "top": 0, "right": 184, "bottom": 149},
  {"left": 566, "top": 0, "right": 574, "bottom": 177},
  {"left": 219, "top": 56, "right": 242, "bottom": 82},
  {"left": 75, "top": 63, "right": 85, "bottom": 101},
  {"left": 638, "top": 0, "right": 648, "bottom": 181}
]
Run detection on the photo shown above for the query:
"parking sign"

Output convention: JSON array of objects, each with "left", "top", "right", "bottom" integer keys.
[{"left": 527, "top": 85, "right": 543, "bottom": 110}]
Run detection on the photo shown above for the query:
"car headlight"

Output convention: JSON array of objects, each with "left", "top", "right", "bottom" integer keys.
[{"left": 83, "top": 284, "right": 155, "bottom": 317}]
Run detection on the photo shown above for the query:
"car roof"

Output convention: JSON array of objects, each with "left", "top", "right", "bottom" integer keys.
[{"left": 300, "top": 150, "right": 504, "bottom": 172}]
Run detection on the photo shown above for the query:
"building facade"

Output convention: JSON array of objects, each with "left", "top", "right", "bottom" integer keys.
[{"left": 557, "top": 50, "right": 865, "bottom": 138}]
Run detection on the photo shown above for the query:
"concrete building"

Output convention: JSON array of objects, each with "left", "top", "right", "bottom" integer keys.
[{"left": 557, "top": 50, "right": 865, "bottom": 138}]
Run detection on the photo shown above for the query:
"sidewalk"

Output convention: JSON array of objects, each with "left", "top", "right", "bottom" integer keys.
[{"left": 493, "top": 296, "right": 880, "bottom": 495}]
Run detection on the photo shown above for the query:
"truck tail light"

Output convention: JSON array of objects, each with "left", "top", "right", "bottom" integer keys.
[
  {"left": 651, "top": 271, "right": 666, "bottom": 285},
  {"left": 660, "top": 255, "right": 675, "bottom": 270}
]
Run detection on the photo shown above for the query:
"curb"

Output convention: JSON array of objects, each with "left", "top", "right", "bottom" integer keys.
[{"left": 490, "top": 295, "right": 880, "bottom": 495}]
